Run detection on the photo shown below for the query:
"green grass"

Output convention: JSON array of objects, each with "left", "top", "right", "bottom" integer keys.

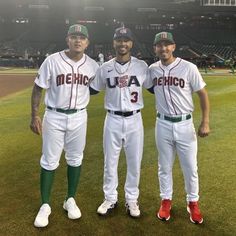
[{"left": 0, "top": 75, "right": 236, "bottom": 235}]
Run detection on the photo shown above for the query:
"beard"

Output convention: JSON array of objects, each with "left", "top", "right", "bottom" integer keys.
[{"left": 116, "top": 47, "right": 130, "bottom": 56}]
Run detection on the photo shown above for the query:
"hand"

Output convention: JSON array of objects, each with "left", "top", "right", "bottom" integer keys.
[
  {"left": 198, "top": 122, "right": 210, "bottom": 138},
  {"left": 30, "top": 115, "right": 42, "bottom": 135}
]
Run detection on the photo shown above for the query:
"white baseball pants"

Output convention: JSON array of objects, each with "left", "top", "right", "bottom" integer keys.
[
  {"left": 103, "top": 112, "right": 143, "bottom": 204},
  {"left": 40, "top": 109, "right": 87, "bottom": 170},
  {"left": 155, "top": 116, "right": 199, "bottom": 202}
]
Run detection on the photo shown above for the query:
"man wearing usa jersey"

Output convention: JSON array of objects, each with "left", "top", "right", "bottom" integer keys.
[
  {"left": 148, "top": 32, "right": 210, "bottom": 224},
  {"left": 90, "top": 27, "right": 151, "bottom": 218},
  {"left": 30, "top": 24, "right": 99, "bottom": 227}
]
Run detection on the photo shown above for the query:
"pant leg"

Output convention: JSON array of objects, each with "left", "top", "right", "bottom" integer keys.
[
  {"left": 40, "top": 110, "right": 65, "bottom": 170},
  {"left": 64, "top": 109, "right": 87, "bottom": 167},
  {"left": 174, "top": 119, "right": 199, "bottom": 202},
  {"left": 155, "top": 118, "right": 176, "bottom": 200},
  {"left": 103, "top": 113, "right": 122, "bottom": 203},
  {"left": 40, "top": 110, "right": 65, "bottom": 204},
  {"left": 123, "top": 112, "right": 143, "bottom": 203}
]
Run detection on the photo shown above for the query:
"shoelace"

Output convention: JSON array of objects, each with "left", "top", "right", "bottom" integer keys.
[
  {"left": 102, "top": 200, "right": 114, "bottom": 208},
  {"left": 38, "top": 206, "right": 50, "bottom": 217},
  {"left": 127, "top": 202, "right": 139, "bottom": 210},
  {"left": 161, "top": 200, "right": 171, "bottom": 210},
  {"left": 189, "top": 203, "right": 201, "bottom": 214},
  {"left": 67, "top": 199, "right": 77, "bottom": 210}
]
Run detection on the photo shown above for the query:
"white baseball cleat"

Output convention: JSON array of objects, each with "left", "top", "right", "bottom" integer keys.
[
  {"left": 97, "top": 200, "right": 118, "bottom": 215},
  {"left": 34, "top": 203, "right": 51, "bottom": 228},
  {"left": 63, "top": 197, "right": 81, "bottom": 219},
  {"left": 125, "top": 201, "right": 141, "bottom": 218}
]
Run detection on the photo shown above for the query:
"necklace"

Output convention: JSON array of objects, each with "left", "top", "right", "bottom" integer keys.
[{"left": 114, "top": 58, "right": 132, "bottom": 75}]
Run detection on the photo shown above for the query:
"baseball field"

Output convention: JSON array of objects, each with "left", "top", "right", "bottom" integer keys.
[{"left": 0, "top": 68, "right": 235, "bottom": 236}]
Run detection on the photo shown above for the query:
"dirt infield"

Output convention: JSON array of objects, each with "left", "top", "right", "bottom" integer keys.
[{"left": 0, "top": 74, "right": 35, "bottom": 97}]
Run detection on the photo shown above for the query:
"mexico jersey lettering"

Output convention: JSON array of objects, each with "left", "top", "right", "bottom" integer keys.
[
  {"left": 148, "top": 57, "right": 206, "bottom": 115},
  {"left": 34, "top": 51, "right": 99, "bottom": 109},
  {"left": 90, "top": 56, "right": 150, "bottom": 111},
  {"left": 56, "top": 73, "right": 89, "bottom": 86}
]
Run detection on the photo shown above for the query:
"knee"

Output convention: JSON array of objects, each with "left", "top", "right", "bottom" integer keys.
[
  {"left": 40, "top": 155, "right": 59, "bottom": 170},
  {"left": 66, "top": 154, "right": 83, "bottom": 167}
]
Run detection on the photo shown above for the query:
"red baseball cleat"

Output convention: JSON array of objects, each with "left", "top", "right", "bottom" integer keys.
[
  {"left": 157, "top": 199, "right": 171, "bottom": 221},
  {"left": 187, "top": 201, "right": 203, "bottom": 224}
]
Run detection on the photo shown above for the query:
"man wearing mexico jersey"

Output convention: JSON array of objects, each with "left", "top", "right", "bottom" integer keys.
[
  {"left": 148, "top": 32, "right": 210, "bottom": 224},
  {"left": 90, "top": 27, "right": 151, "bottom": 218},
  {"left": 30, "top": 24, "right": 98, "bottom": 227}
]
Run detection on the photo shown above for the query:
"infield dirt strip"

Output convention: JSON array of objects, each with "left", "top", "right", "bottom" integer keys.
[{"left": 0, "top": 74, "right": 35, "bottom": 97}]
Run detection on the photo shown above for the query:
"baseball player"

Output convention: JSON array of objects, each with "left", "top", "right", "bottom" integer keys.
[
  {"left": 30, "top": 24, "right": 99, "bottom": 227},
  {"left": 147, "top": 32, "right": 210, "bottom": 224},
  {"left": 90, "top": 27, "right": 151, "bottom": 218}
]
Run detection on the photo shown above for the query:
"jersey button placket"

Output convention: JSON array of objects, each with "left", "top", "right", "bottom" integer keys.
[
  {"left": 164, "top": 68, "right": 174, "bottom": 115},
  {"left": 120, "top": 88, "right": 125, "bottom": 111},
  {"left": 71, "top": 66, "right": 77, "bottom": 109}
]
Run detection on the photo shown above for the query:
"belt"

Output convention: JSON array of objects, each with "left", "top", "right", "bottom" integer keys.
[
  {"left": 157, "top": 112, "right": 191, "bottom": 122},
  {"left": 108, "top": 110, "right": 140, "bottom": 117},
  {"left": 47, "top": 106, "right": 85, "bottom": 114}
]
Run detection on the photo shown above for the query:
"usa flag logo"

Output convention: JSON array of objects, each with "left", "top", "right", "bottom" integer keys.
[{"left": 118, "top": 75, "right": 129, "bottom": 88}]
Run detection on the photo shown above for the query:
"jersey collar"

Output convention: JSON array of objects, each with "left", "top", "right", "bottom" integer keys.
[
  {"left": 61, "top": 50, "right": 86, "bottom": 66},
  {"left": 160, "top": 57, "right": 181, "bottom": 70}
]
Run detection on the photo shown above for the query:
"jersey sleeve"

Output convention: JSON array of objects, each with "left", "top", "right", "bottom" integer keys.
[
  {"left": 189, "top": 64, "right": 206, "bottom": 92},
  {"left": 91, "top": 60, "right": 99, "bottom": 77},
  {"left": 90, "top": 66, "right": 106, "bottom": 91},
  {"left": 143, "top": 66, "right": 155, "bottom": 89},
  {"left": 34, "top": 57, "right": 51, "bottom": 89},
  {"left": 143, "top": 67, "right": 153, "bottom": 89},
  {"left": 88, "top": 61, "right": 99, "bottom": 85}
]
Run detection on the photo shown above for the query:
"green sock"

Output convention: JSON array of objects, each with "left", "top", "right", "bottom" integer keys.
[
  {"left": 40, "top": 168, "right": 55, "bottom": 204},
  {"left": 67, "top": 165, "right": 81, "bottom": 199}
]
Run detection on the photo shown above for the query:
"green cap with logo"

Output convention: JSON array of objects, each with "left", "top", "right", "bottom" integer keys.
[
  {"left": 153, "top": 32, "right": 175, "bottom": 45},
  {"left": 67, "top": 24, "right": 89, "bottom": 38}
]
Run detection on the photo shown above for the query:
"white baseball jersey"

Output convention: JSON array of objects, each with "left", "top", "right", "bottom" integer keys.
[
  {"left": 90, "top": 56, "right": 150, "bottom": 111},
  {"left": 35, "top": 50, "right": 99, "bottom": 109},
  {"left": 148, "top": 57, "right": 206, "bottom": 115}
]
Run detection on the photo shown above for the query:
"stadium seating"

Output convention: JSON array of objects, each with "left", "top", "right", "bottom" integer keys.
[{"left": 0, "top": 22, "right": 235, "bottom": 65}]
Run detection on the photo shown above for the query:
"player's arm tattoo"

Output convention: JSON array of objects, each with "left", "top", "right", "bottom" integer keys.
[{"left": 31, "top": 83, "right": 43, "bottom": 117}]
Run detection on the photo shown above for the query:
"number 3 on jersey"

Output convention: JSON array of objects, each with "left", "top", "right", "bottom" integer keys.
[{"left": 131, "top": 91, "right": 138, "bottom": 103}]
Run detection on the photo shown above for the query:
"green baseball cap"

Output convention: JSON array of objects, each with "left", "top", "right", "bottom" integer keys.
[
  {"left": 153, "top": 32, "right": 175, "bottom": 45},
  {"left": 67, "top": 24, "right": 89, "bottom": 38}
]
